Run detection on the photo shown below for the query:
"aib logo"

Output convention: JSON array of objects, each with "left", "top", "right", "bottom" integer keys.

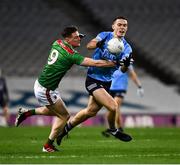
[{"left": 9, "top": 89, "right": 148, "bottom": 110}]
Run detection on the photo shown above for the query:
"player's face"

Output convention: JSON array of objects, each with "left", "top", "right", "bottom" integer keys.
[
  {"left": 67, "top": 31, "right": 81, "bottom": 47},
  {"left": 112, "top": 19, "right": 128, "bottom": 38}
]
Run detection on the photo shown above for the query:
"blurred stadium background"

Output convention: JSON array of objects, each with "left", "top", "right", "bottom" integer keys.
[{"left": 0, "top": 0, "right": 180, "bottom": 127}]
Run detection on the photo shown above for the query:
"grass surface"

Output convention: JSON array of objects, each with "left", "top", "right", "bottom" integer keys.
[{"left": 0, "top": 126, "right": 180, "bottom": 164}]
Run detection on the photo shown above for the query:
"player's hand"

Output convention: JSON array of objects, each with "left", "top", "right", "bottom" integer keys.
[
  {"left": 137, "top": 87, "right": 144, "bottom": 97},
  {"left": 119, "top": 54, "right": 134, "bottom": 67},
  {"left": 96, "top": 36, "right": 107, "bottom": 49}
]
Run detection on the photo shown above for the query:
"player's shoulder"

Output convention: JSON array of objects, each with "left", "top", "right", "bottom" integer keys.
[
  {"left": 96, "top": 31, "right": 112, "bottom": 40},
  {"left": 53, "top": 39, "right": 76, "bottom": 55},
  {"left": 98, "top": 31, "right": 112, "bottom": 35}
]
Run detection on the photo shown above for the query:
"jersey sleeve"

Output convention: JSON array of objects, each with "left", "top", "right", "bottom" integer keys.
[
  {"left": 70, "top": 53, "right": 85, "bottom": 65},
  {"left": 96, "top": 32, "right": 109, "bottom": 41}
]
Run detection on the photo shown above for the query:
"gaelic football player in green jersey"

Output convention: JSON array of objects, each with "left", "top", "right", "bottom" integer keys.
[{"left": 15, "top": 26, "right": 118, "bottom": 152}]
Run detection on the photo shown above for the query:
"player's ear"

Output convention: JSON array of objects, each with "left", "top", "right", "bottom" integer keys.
[{"left": 65, "top": 36, "right": 71, "bottom": 42}]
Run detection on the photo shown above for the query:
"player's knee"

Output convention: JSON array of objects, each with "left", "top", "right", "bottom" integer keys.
[{"left": 107, "top": 101, "right": 118, "bottom": 112}]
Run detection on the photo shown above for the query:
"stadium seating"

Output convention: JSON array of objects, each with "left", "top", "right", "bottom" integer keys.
[
  {"left": 0, "top": 0, "right": 91, "bottom": 76},
  {"left": 0, "top": 0, "right": 180, "bottom": 90},
  {"left": 76, "top": 0, "right": 180, "bottom": 87}
]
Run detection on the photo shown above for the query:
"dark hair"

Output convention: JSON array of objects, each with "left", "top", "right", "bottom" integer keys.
[
  {"left": 112, "top": 16, "right": 127, "bottom": 24},
  {"left": 61, "top": 25, "right": 78, "bottom": 38}
]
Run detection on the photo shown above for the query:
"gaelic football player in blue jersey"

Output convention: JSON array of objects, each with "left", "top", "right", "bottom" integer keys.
[{"left": 57, "top": 16, "right": 134, "bottom": 145}]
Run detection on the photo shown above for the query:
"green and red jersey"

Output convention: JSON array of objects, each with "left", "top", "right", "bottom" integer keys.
[{"left": 38, "top": 40, "right": 84, "bottom": 90}]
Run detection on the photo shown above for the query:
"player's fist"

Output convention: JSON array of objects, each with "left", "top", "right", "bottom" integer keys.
[{"left": 119, "top": 54, "right": 134, "bottom": 67}]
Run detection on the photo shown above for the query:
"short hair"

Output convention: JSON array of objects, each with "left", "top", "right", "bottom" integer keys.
[
  {"left": 112, "top": 16, "right": 127, "bottom": 24},
  {"left": 61, "top": 25, "right": 78, "bottom": 38}
]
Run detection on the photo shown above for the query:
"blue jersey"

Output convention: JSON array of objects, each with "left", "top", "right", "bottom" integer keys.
[
  {"left": 87, "top": 31, "right": 132, "bottom": 82},
  {"left": 110, "top": 65, "right": 133, "bottom": 91}
]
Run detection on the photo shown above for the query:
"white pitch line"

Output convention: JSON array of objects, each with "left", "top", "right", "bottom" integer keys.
[
  {"left": 103, "top": 153, "right": 180, "bottom": 157},
  {"left": 0, "top": 155, "right": 83, "bottom": 159},
  {"left": 0, "top": 153, "right": 180, "bottom": 159}
]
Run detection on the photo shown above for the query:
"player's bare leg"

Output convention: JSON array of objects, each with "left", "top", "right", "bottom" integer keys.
[
  {"left": 56, "top": 96, "right": 102, "bottom": 145},
  {"left": 42, "top": 98, "right": 70, "bottom": 152},
  {"left": 102, "top": 97, "right": 123, "bottom": 137},
  {"left": 56, "top": 88, "right": 117, "bottom": 145},
  {"left": 114, "top": 97, "right": 123, "bottom": 129},
  {"left": 93, "top": 88, "right": 117, "bottom": 122},
  {"left": 15, "top": 98, "right": 70, "bottom": 152},
  {"left": 66, "top": 87, "right": 117, "bottom": 129},
  {"left": 103, "top": 96, "right": 132, "bottom": 142},
  {"left": 71, "top": 96, "right": 102, "bottom": 126},
  {"left": 47, "top": 99, "right": 70, "bottom": 140}
]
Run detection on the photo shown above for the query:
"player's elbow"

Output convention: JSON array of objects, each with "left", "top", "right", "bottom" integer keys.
[
  {"left": 87, "top": 45, "right": 96, "bottom": 50},
  {"left": 86, "top": 40, "right": 97, "bottom": 50}
]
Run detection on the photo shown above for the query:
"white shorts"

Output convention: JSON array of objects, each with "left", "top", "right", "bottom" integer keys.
[{"left": 34, "top": 80, "right": 61, "bottom": 106}]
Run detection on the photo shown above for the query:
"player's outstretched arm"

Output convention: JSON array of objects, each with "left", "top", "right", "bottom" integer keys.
[{"left": 80, "top": 57, "right": 115, "bottom": 67}]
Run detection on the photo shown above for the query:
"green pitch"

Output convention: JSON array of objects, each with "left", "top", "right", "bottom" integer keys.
[{"left": 0, "top": 126, "right": 180, "bottom": 164}]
